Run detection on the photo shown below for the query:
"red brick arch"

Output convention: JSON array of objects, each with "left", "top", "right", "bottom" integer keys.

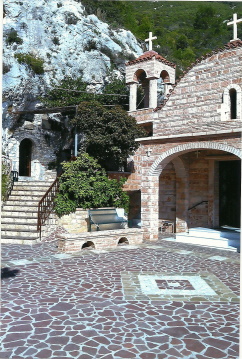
[{"left": 149, "top": 141, "right": 242, "bottom": 176}]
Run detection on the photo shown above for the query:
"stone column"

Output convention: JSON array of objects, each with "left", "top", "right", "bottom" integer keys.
[
  {"left": 173, "top": 157, "right": 189, "bottom": 233},
  {"left": 141, "top": 175, "right": 159, "bottom": 241},
  {"left": 149, "top": 78, "right": 158, "bottom": 109},
  {"left": 164, "top": 82, "right": 173, "bottom": 96},
  {"left": 129, "top": 82, "right": 137, "bottom": 112},
  {"left": 208, "top": 160, "right": 219, "bottom": 228}
]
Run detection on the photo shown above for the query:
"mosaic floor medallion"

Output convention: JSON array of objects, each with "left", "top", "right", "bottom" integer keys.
[{"left": 121, "top": 271, "right": 239, "bottom": 302}]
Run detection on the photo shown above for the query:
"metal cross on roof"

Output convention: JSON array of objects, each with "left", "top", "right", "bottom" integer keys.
[
  {"left": 227, "top": 13, "right": 242, "bottom": 41},
  {"left": 145, "top": 32, "right": 157, "bottom": 51}
]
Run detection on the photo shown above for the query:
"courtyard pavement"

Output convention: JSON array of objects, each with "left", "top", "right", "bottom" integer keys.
[{"left": 1, "top": 235, "right": 240, "bottom": 359}]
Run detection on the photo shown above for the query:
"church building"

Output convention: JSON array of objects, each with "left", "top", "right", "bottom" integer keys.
[{"left": 124, "top": 27, "right": 242, "bottom": 241}]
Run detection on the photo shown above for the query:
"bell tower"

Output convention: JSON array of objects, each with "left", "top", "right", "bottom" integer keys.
[{"left": 125, "top": 32, "right": 176, "bottom": 112}]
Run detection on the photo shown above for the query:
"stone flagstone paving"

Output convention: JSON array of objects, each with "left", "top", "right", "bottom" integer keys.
[{"left": 1, "top": 237, "right": 240, "bottom": 359}]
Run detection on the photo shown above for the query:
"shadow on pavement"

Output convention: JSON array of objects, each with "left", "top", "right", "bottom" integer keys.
[{"left": 1, "top": 267, "right": 20, "bottom": 279}]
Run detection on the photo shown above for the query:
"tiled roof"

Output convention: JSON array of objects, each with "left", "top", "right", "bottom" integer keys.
[
  {"left": 126, "top": 50, "right": 176, "bottom": 69},
  {"left": 154, "top": 40, "right": 242, "bottom": 112}
]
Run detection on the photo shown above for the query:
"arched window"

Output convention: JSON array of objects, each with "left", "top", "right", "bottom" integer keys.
[
  {"left": 229, "top": 88, "right": 237, "bottom": 119},
  {"left": 221, "top": 84, "right": 241, "bottom": 121},
  {"left": 134, "top": 69, "right": 149, "bottom": 109}
]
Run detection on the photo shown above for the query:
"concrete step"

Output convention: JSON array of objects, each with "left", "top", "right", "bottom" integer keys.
[
  {"left": 10, "top": 191, "right": 49, "bottom": 198},
  {"left": 5, "top": 199, "right": 40, "bottom": 206},
  {"left": 8, "top": 195, "right": 44, "bottom": 201},
  {"left": 170, "top": 227, "right": 240, "bottom": 252},
  {"left": 187, "top": 227, "right": 221, "bottom": 239},
  {"left": 2, "top": 205, "right": 38, "bottom": 212},
  {"left": 1, "top": 216, "right": 37, "bottom": 224},
  {"left": 1, "top": 222, "right": 37, "bottom": 231},
  {"left": 1, "top": 209, "right": 38, "bottom": 217},
  {"left": 15, "top": 180, "right": 54, "bottom": 185},
  {"left": 1, "top": 235, "right": 40, "bottom": 244},
  {"left": 1, "top": 228, "right": 39, "bottom": 237}
]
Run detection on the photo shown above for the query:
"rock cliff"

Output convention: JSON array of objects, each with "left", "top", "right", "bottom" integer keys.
[{"left": 3, "top": 0, "right": 143, "bottom": 106}]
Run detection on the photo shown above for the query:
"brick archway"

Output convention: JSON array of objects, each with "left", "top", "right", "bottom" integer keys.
[{"left": 149, "top": 142, "right": 242, "bottom": 176}]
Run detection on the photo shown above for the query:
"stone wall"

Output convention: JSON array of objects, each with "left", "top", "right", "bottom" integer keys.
[
  {"left": 57, "top": 228, "right": 143, "bottom": 252},
  {"left": 57, "top": 209, "right": 89, "bottom": 233},
  {"left": 6, "top": 114, "right": 58, "bottom": 180},
  {"left": 153, "top": 45, "right": 242, "bottom": 135}
]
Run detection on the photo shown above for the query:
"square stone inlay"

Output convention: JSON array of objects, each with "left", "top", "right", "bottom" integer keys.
[
  {"left": 155, "top": 279, "right": 194, "bottom": 290},
  {"left": 139, "top": 275, "right": 217, "bottom": 296},
  {"left": 121, "top": 271, "right": 239, "bottom": 302}
]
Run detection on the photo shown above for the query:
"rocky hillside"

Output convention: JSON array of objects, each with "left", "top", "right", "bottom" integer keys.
[{"left": 3, "top": 0, "right": 143, "bottom": 107}]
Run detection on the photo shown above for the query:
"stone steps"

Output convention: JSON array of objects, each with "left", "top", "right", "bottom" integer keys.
[
  {"left": 1, "top": 216, "right": 37, "bottom": 224},
  {"left": 1, "top": 210, "right": 38, "bottom": 217},
  {"left": 1, "top": 178, "right": 56, "bottom": 244},
  {"left": 164, "top": 227, "right": 240, "bottom": 252}
]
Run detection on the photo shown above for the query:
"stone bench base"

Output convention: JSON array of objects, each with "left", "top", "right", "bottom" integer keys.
[{"left": 57, "top": 228, "right": 143, "bottom": 252}]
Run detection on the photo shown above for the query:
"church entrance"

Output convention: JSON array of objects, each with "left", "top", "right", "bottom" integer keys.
[
  {"left": 219, "top": 160, "right": 241, "bottom": 228},
  {"left": 19, "top": 138, "right": 32, "bottom": 176}
]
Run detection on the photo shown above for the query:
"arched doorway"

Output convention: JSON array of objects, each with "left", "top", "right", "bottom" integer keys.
[
  {"left": 19, "top": 139, "right": 32, "bottom": 176},
  {"left": 142, "top": 142, "right": 242, "bottom": 240}
]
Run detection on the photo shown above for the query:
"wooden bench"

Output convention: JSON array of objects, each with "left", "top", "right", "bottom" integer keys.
[{"left": 88, "top": 208, "right": 128, "bottom": 232}]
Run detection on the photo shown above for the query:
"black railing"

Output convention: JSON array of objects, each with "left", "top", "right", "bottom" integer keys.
[
  {"left": 188, "top": 200, "right": 208, "bottom": 211},
  {"left": 37, "top": 177, "right": 59, "bottom": 239}
]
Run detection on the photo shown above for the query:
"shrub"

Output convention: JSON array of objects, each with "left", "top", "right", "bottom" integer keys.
[
  {"left": 65, "top": 12, "right": 79, "bottom": 25},
  {"left": 1, "top": 164, "right": 11, "bottom": 201},
  {"left": 52, "top": 37, "right": 60, "bottom": 45},
  {"left": 54, "top": 153, "right": 129, "bottom": 216},
  {"left": 83, "top": 39, "right": 98, "bottom": 52},
  {"left": 14, "top": 53, "right": 45, "bottom": 74},
  {"left": 6, "top": 29, "right": 23, "bottom": 45},
  {"left": 72, "top": 101, "right": 145, "bottom": 170}
]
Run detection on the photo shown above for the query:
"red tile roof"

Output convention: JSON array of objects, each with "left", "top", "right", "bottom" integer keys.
[{"left": 126, "top": 50, "right": 176, "bottom": 69}]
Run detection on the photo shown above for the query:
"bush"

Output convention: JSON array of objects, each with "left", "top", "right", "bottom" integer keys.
[
  {"left": 83, "top": 39, "right": 98, "bottom": 52},
  {"left": 52, "top": 37, "right": 60, "bottom": 45},
  {"left": 72, "top": 101, "right": 145, "bottom": 170},
  {"left": 1, "top": 164, "right": 11, "bottom": 201},
  {"left": 54, "top": 153, "right": 129, "bottom": 216},
  {"left": 65, "top": 12, "right": 79, "bottom": 25},
  {"left": 14, "top": 53, "right": 45, "bottom": 74},
  {"left": 6, "top": 29, "right": 23, "bottom": 45}
]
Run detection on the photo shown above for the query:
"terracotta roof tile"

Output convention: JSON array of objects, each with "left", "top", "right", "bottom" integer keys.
[{"left": 126, "top": 50, "right": 176, "bottom": 69}]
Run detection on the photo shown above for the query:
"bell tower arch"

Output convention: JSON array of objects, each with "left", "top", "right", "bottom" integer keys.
[{"left": 125, "top": 35, "right": 176, "bottom": 112}]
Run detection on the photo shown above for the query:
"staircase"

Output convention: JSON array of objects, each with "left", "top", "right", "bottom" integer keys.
[
  {"left": 1, "top": 179, "right": 55, "bottom": 244},
  {"left": 163, "top": 227, "right": 240, "bottom": 252}
]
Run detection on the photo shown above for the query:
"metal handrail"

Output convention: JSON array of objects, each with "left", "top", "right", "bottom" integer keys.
[
  {"left": 37, "top": 177, "right": 59, "bottom": 239},
  {"left": 188, "top": 200, "right": 208, "bottom": 211}
]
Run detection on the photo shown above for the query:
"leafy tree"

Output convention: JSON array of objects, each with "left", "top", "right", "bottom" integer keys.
[
  {"left": 54, "top": 153, "right": 130, "bottom": 216},
  {"left": 42, "top": 76, "right": 94, "bottom": 108},
  {"left": 72, "top": 101, "right": 145, "bottom": 170},
  {"left": 42, "top": 75, "right": 129, "bottom": 110},
  {"left": 100, "top": 74, "right": 129, "bottom": 110}
]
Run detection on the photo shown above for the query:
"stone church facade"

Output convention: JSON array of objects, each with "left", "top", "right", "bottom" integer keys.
[
  {"left": 124, "top": 40, "right": 242, "bottom": 241},
  {"left": 3, "top": 35, "right": 241, "bottom": 244}
]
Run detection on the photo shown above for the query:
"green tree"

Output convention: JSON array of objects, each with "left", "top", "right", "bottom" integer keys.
[
  {"left": 99, "top": 75, "right": 129, "bottom": 110},
  {"left": 54, "top": 153, "right": 130, "bottom": 216},
  {"left": 42, "top": 76, "right": 94, "bottom": 108},
  {"left": 72, "top": 101, "right": 145, "bottom": 171}
]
